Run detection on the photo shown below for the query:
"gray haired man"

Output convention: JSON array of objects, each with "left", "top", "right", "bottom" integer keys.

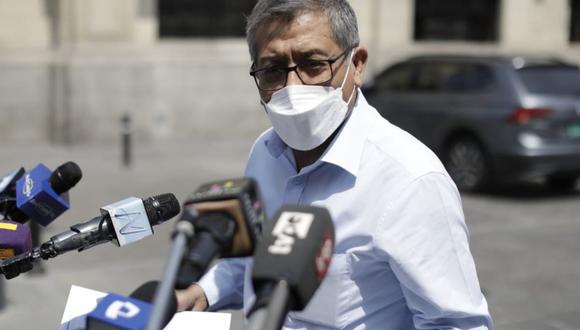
[{"left": 177, "top": 1, "right": 493, "bottom": 329}]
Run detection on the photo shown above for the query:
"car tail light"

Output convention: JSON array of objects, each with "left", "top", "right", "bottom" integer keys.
[{"left": 507, "top": 107, "right": 553, "bottom": 124}]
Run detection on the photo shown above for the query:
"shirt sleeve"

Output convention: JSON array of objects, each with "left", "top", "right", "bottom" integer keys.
[
  {"left": 375, "top": 172, "right": 493, "bottom": 329},
  {"left": 196, "top": 257, "right": 247, "bottom": 311}
]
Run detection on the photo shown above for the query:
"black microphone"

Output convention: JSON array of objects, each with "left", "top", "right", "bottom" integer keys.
[
  {"left": 49, "top": 161, "right": 83, "bottom": 195},
  {"left": 42, "top": 193, "right": 180, "bottom": 256},
  {"left": 175, "top": 177, "right": 264, "bottom": 289},
  {"left": 0, "top": 193, "right": 180, "bottom": 279},
  {"left": 0, "top": 167, "right": 28, "bottom": 223},
  {"left": 247, "top": 205, "right": 335, "bottom": 330},
  {"left": 130, "top": 281, "right": 177, "bottom": 328},
  {"left": 146, "top": 177, "right": 264, "bottom": 330}
]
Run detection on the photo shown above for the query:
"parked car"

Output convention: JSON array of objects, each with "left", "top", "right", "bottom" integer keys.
[{"left": 363, "top": 54, "right": 580, "bottom": 191}]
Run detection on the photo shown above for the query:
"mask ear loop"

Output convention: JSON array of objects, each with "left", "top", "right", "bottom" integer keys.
[{"left": 341, "top": 50, "right": 357, "bottom": 105}]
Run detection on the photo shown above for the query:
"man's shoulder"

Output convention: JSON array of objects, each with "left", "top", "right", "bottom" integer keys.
[
  {"left": 363, "top": 111, "right": 448, "bottom": 180},
  {"left": 245, "top": 127, "right": 280, "bottom": 176},
  {"left": 248, "top": 127, "right": 276, "bottom": 156},
  {"left": 253, "top": 127, "right": 276, "bottom": 146}
]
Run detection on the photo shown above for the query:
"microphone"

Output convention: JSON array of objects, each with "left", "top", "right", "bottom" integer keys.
[
  {"left": 14, "top": 162, "right": 82, "bottom": 226},
  {"left": 0, "top": 168, "right": 25, "bottom": 196},
  {"left": 146, "top": 177, "right": 264, "bottom": 330},
  {"left": 174, "top": 177, "right": 264, "bottom": 289},
  {"left": 129, "top": 281, "right": 178, "bottom": 328},
  {"left": 86, "top": 281, "right": 177, "bottom": 330},
  {"left": 0, "top": 193, "right": 180, "bottom": 279},
  {"left": 0, "top": 219, "right": 32, "bottom": 259},
  {"left": 42, "top": 193, "right": 180, "bottom": 256},
  {"left": 0, "top": 167, "right": 28, "bottom": 223},
  {"left": 247, "top": 205, "right": 335, "bottom": 330}
]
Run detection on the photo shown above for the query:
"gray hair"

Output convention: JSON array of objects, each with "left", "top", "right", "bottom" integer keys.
[{"left": 246, "top": 0, "right": 360, "bottom": 62}]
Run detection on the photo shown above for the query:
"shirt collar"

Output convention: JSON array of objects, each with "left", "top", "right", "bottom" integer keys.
[
  {"left": 264, "top": 89, "right": 370, "bottom": 177},
  {"left": 318, "top": 89, "right": 369, "bottom": 177}
]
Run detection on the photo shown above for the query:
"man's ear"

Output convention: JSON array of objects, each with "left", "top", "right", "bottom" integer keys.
[{"left": 352, "top": 47, "right": 368, "bottom": 87}]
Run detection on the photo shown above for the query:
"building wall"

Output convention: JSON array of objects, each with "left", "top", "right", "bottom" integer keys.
[
  {"left": 0, "top": 0, "right": 50, "bottom": 49},
  {"left": 0, "top": 0, "right": 578, "bottom": 144},
  {"left": 501, "top": 0, "right": 570, "bottom": 51}
]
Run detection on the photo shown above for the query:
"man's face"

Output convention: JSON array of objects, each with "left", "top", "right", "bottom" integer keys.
[{"left": 253, "top": 11, "right": 357, "bottom": 103}]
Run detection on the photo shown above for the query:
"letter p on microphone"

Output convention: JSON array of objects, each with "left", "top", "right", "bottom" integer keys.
[
  {"left": 105, "top": 300, "right": 141, "bottom": 320},
  {"left": 86, "top": 293, "right": 152, "bottom": 329}
]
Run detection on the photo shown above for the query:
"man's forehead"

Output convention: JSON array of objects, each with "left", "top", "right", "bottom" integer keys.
[{"left": 254, "top": 11, "right": 338, "bottom": 58}]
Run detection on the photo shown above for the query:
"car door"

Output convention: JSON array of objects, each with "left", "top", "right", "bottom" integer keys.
[{"left": 366, "top": 62, "right": 424, "bottom": 136}]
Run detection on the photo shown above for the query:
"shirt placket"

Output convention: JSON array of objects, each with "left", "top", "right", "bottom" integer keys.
[{"left": 283, "top": 174, "right": 307, "bottom": 205}]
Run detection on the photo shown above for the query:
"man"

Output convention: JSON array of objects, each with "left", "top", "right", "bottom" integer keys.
[{"left": 177, "top": 0, "right": 493, "bottom": 329}]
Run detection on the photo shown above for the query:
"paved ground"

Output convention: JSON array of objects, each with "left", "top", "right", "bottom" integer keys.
[{"left": 0, "top": 140, "right": 579, "bottom": 329}]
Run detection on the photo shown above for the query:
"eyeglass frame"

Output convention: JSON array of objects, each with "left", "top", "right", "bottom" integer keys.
[{"left": 249, "top": 48, "right": 351, "bottom": 92}]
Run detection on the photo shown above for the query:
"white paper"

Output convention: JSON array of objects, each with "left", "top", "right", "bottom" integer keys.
[
  {"left": 59, "top": 285, "right": 108, "bottom": 330},
  {"left": 166, "top": 311, "right": 231, "bottom": 330},
  {"left": 59, "top": 285, "right": 231, "bottom": 330}
]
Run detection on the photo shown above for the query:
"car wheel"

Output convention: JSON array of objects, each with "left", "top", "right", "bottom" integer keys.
[
  {"left": 546, "top": 173, "right": 579, "bottom": 192},
  {"left": 444, "top": 137, "right": 490, "bottom": 192}
]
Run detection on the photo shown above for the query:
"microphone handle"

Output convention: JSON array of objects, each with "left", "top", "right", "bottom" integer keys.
[
  {"left": 175, "top": 231, "right": 222, "bottom": 289},
  {"left": 43, "top": 216, "right": 112, "bottom": 257},
  {"left": 0, "top": 250, "right": 36, "bottom": 279},
  {"left": 147, "top": 231, "right": 189, "bottom": 330},
  {"left": 247, "top": 280, "right": 292, "bottom": 330}
]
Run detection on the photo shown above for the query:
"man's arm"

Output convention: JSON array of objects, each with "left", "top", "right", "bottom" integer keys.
[
  {"left": 375, "top": 172, "right": 493, "bottom": 329},
  {"left": 177, "top": 257, "right": 247, "bottom": 312}
]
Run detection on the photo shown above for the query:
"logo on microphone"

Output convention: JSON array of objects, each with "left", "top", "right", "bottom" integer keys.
[
  {"left": 115, "top": 208, "right": 148, "bottom": 235},
  {"left": 315, "top": 232, "right": 333, "bottom": 280},
  {"left": 105, "top": 300, "right": 141, "bottom": 320},
  {"left": 268, "top": 211, "right": 314, "bottom": 255},
  {"left": 22, "top": 174, "right": 33, "bottom": 198}
]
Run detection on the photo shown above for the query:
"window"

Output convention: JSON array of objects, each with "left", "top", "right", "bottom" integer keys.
[
  {"left": 159, "top": 0, "right": 256, "bottom": 38},
  {"left": 441, "top": 64, "right": 495, "bottom": 92},
  {"left": 517, "top": 65, "right": 580, "bottom": 95},
  {"left": 572, "top": 0, "right": 580, "bottom": 42},
  {"left": 377, "top": 61, "right": 495, "bottom": 93},
  {"left": 414, "top": 0, "right": 499, "bottom": 42},
  {"left": 375, "top": 63, "right": 417, "bottom": 92}
]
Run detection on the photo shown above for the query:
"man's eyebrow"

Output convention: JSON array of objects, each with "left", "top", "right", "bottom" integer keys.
[
  {"left": 299, "top": 49, "right": 331, "bottom": 58},
  {"left": 256, "top": 56, "right": 286, "bottom": 68},
  {"left": 256, "top": 49, "right": 333, "bottom": 66}
]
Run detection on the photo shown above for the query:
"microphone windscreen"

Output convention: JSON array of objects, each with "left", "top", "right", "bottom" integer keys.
[
  {"left": 130, "top": 281, "right": 178, "bottom": 328},
  {"left": 129, "top": 280, "right": 159, "bottom": 302},
  {"left": 49, "top": 161, "right": 82, "bottom": 195},
  {"left": 143, "top": 193, "right": 181, "bottom": 225}
]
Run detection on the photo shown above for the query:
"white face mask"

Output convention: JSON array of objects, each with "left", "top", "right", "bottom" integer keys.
[{"left": 263, "top": 51, "right": 356, "bottom": 151}]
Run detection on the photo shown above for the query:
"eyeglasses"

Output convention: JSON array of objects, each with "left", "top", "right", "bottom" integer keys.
[{"left": 250, "top": 49, "right": 350, "bottom": 92}]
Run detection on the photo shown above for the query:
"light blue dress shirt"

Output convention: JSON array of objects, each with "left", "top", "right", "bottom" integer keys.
[{"left": 198, "top": 91, "right": 493, "bottom": 329}]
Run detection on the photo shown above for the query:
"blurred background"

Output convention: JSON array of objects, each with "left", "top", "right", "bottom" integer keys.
[
  {"left": 0, "top": 0, "right": 580, "bottom": 329},
  {"left": 0, "top": 0, "right": 579, "bottom": 146}
]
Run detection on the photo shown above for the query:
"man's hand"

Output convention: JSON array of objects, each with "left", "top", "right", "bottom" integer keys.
[{"left": 176, "top": 283, "right": 209, "bottom": 312}]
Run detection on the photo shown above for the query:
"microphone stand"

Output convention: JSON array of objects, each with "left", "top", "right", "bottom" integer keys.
[
  {"left": 247, "top": 280, "right": 292, "bottom": 330},
  {"left": 147, "top": 210, "right": 196, "bottom": 330}
]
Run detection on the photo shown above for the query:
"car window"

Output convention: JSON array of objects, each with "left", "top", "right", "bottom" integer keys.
[
  {"left": 375, "top": 61, "right": 495, "bottom": 93},
  {"left": 414, "top": 62, "right": 495, "bottom": 93},
  {"left": 516, "top": 65, "right": 580, "bottom": 96},
  {"left": 442, "top": 64, "right": 495, "bottom": 92},
  {"left": 375, "top": 63, "right": 416, "bottom": 92}
]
